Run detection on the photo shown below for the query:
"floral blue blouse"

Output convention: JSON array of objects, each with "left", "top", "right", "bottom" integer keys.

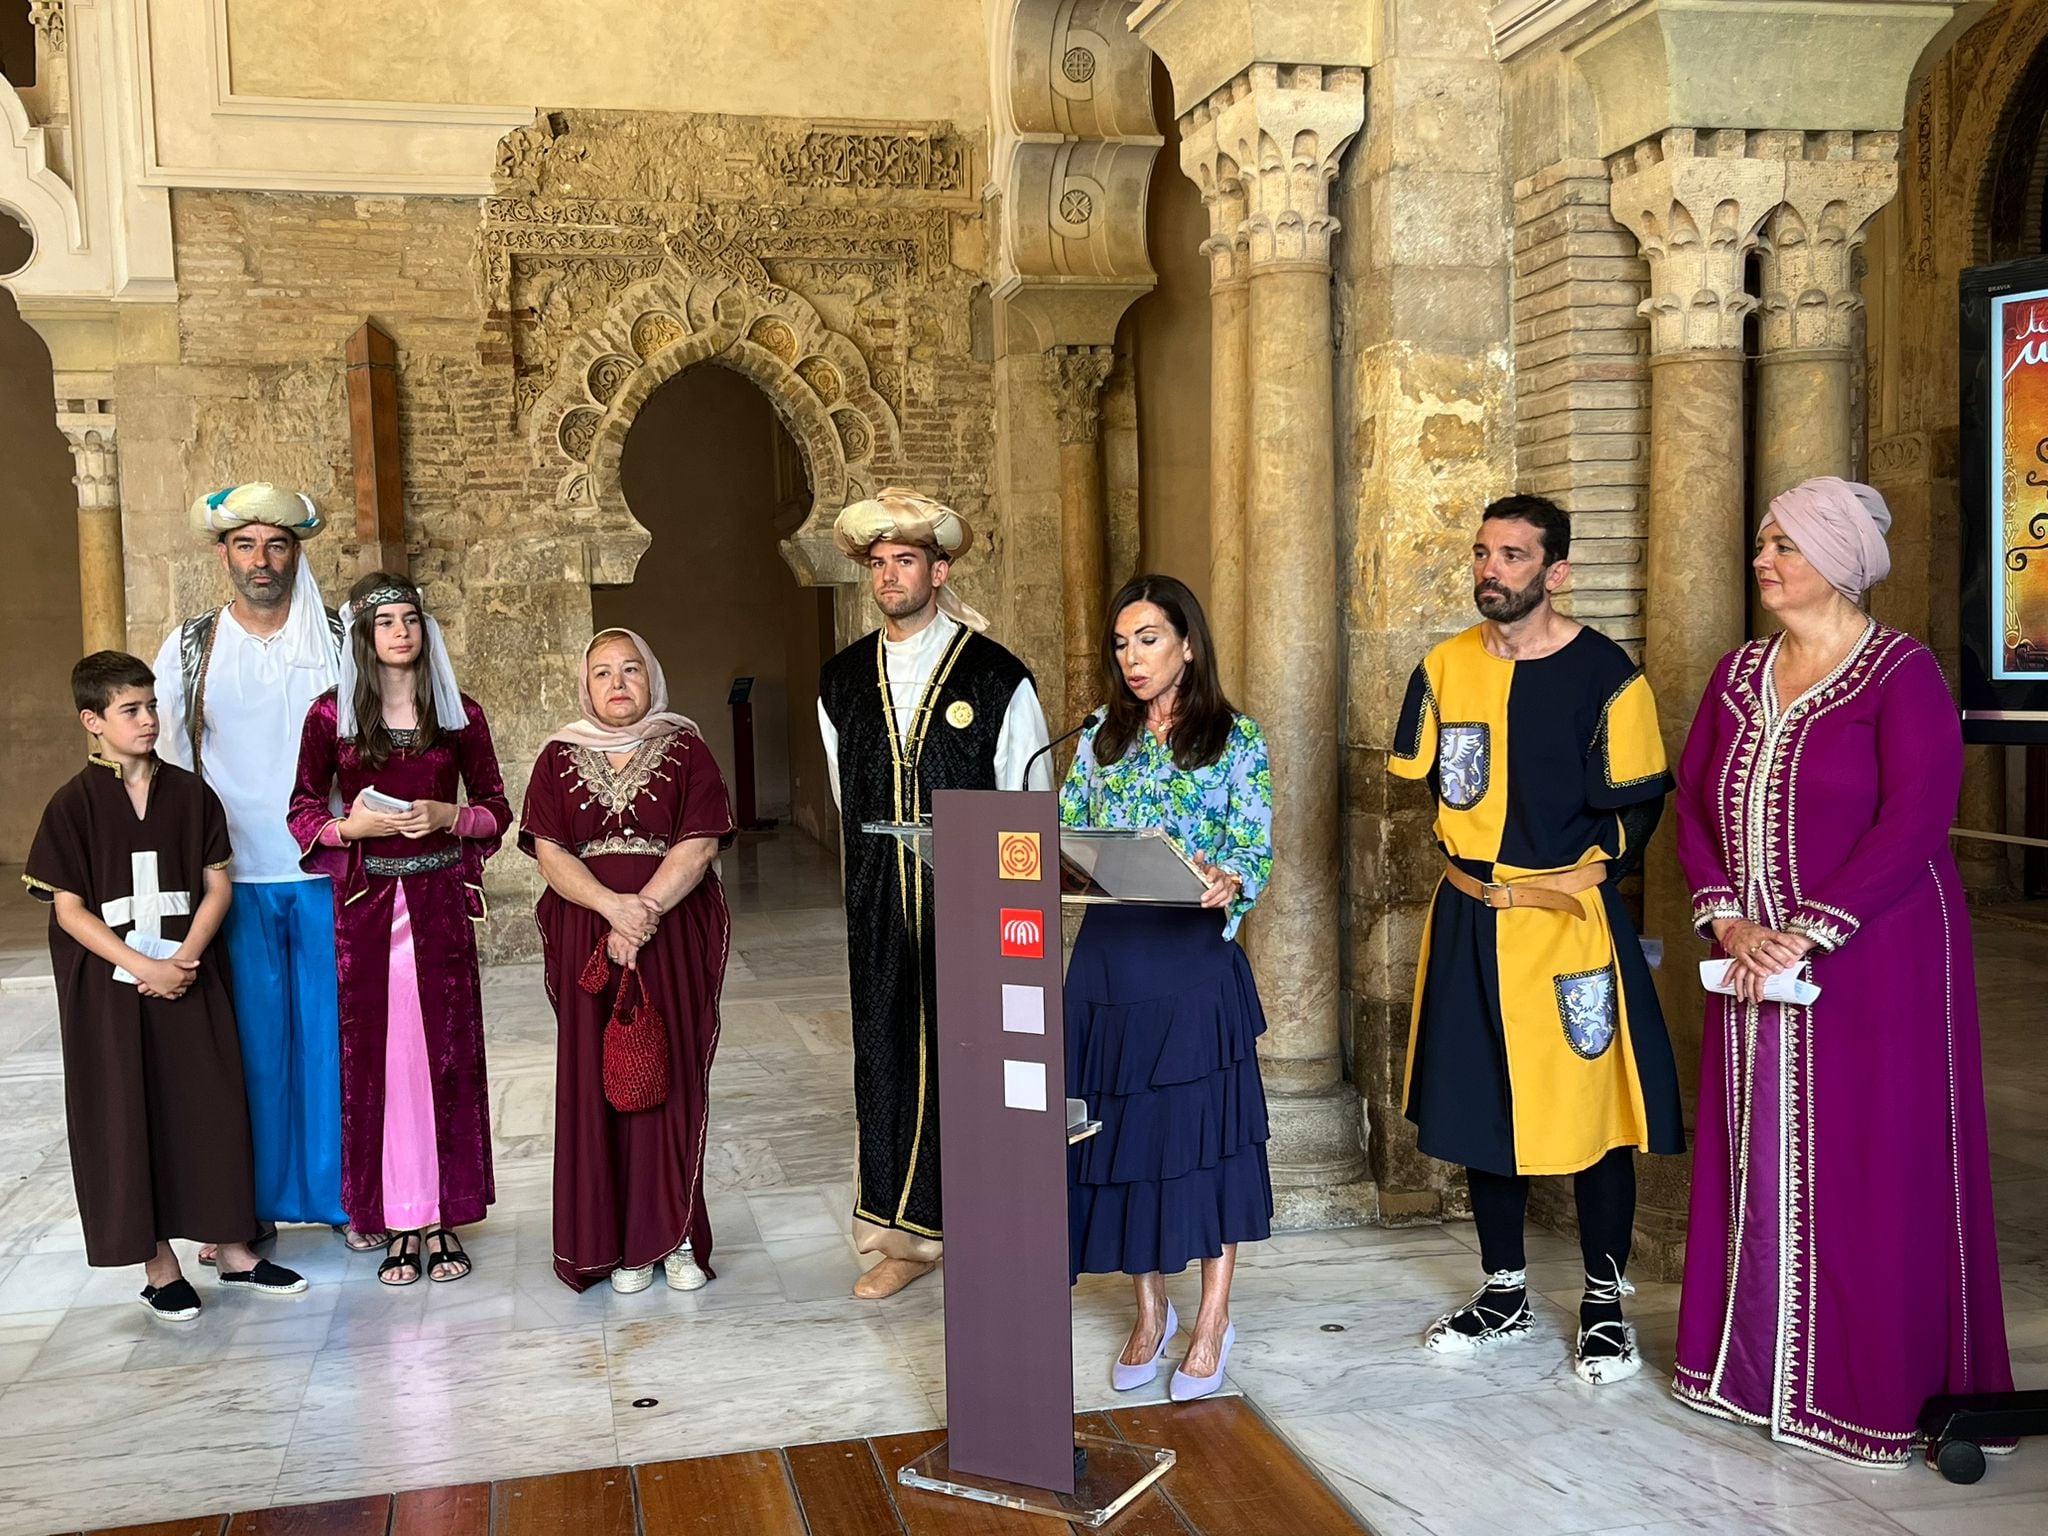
[{"left": 1058, "top": 713, "right": 1274, "bottom": 941}]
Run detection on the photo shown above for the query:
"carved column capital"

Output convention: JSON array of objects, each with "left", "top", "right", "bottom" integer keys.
[
  {"left": 1178, "top": 97, "right": 1249, "bottom": 291},
  {"left": 1753, "top": 132, "right": 1900, "bottom": 355},
  {"left": 56, "top": 395, "right": 117, "bottom": 511},
  {"left": 29, "top": 1, "right": 65, "bottom": 55},
  {"left": 1204, "top": 63, "right": 1365, "bottom": 274},
  {"left": 55, "top": 389, "right": 125, "bottom": 653},
  {"left": 1607, "top": 128, "right": 1787, "bottom": 355},
  {"left": 1045, "top": 344, "right": 1116, "bottom": 445}
]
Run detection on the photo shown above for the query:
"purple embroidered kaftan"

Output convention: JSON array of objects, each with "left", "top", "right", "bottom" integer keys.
[
  {"left": 288, "top": 692, "right": 511, "bottom": 1234},
  {"left": 1672, "top": 625, "right": 2012, "bottom": 1465}
]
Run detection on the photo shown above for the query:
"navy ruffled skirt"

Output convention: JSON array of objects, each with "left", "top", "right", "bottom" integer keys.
[{"left": 1067, "top": 905, "right": 1273, "bottom": 1281}]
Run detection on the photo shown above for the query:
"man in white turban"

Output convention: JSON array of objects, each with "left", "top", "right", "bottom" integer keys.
[
  {"left": 153, "top": 484, "right": 350, "bottom": 1252},
  {"left": 816, "top": 487, "right": 1052, "bottom": 1298}
]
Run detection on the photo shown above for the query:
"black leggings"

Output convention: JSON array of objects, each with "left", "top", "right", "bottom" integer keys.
[{"left": 1466, "top": 1147, "right": 1635, "bottom": 1278}]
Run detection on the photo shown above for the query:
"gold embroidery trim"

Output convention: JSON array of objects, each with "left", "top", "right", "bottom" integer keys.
[
  {"left": 576, "top": 835, "right": 671, "bottom": 859},
  {"left": 876, "top": 622, "right": 973, "bottom": 1230},
  {"left": 565, "top": 738, "right": 668, "bottom": 815}
]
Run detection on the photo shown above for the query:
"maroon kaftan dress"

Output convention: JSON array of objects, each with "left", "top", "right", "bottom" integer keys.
[
  {"left": 519, "top": 732, "right": 734, "bottom": 1291},
  {"left": 288, "top": 693, "right": 512, "bottom": 1234}
]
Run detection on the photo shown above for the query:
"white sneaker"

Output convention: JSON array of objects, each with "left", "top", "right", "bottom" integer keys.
[
  {"left": 664, "top": 1242, "right": 708, "bottom": 1291},
  {"left": 610, "top": 1263, "right": 655, "bottom": 1294}
]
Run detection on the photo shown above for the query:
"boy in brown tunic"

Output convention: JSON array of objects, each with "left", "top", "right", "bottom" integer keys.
[{"left": 24, "top": 652, "right": 306, "bottom": 1319}]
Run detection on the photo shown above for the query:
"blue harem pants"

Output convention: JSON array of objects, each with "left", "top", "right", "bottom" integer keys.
[{"left": 221, "top": 879, "right": 346, "bottom": 1226}]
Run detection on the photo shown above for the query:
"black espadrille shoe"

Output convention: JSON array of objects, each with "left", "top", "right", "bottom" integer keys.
[{"left": 139, "top": 1277, "right": 202, "bottom": 1321}]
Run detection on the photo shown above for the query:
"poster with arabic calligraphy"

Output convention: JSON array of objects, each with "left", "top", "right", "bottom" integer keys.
[
  {"left": 1959, "top": 258, "right": 2048, "bottom": 740},
  {"left": 1992, "top": 290, "right": 2048, "bottom": 678}
]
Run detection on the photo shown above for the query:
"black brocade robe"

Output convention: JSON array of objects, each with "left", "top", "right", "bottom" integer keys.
[
  {"left": 819, "top": 625, "right": 1034, "bottom": 1249},
  {"left": 24, "top": 758, "right": 259, "bottom": 1266}
]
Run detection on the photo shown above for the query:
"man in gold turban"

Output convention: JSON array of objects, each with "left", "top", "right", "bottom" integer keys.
[
  {"left": 151, "top": 484, "right": 350, "bottom": 1251},
  {"left": 816, "top": 487, "right": 1051, "bottom": 1298}
]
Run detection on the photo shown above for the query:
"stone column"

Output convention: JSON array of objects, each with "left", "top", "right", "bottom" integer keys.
[
  {"left": 1753, "top": 135, "right": 1898, "bottom": 509},
  {"left": 1180, "top": 92, "right": 1252, "bottom": 699},
  {"left": 1609, "top": 129, "right": 1784, "bottom": 1262},
  {"left": 57, "top": 394, "right": 125, "bottom": 654},
  {"left": 1211, "top": 63, "right": 1372, "bottom": 1225},
  {"left": 1046, "top": 344, "right": 1117, "bottom": 718}
]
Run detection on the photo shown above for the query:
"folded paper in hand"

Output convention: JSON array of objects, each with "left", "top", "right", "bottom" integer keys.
[
  {"left": 361, "top": 787, "right": 414, "bottom": 813},
  {"left": 1699, "top": 958, "right": 1820, "bottom": 1006},
  {"left": 113, "top": 933, "right": 183, "bottom": 986}
]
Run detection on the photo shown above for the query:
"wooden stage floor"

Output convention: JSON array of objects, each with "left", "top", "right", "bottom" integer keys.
[{"left": 63, "top": 1399, "right": 1368, "bottom": 1536}]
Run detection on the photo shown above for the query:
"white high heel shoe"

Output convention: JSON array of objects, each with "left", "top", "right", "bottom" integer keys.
[
  {"left": 1169, "top": 1321, "right": 1235, "bottom": 1402},
  {"left": 1111, "top": 1302, "right": 1179, "bottom": 1391}
]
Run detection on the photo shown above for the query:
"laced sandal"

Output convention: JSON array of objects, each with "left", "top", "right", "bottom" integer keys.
[
  {"left": 378, "top": 1231, "right": 424, "bottom": 1287},
  {"left": 1573, "top": 1257, "right": 1641, "bottom": 1385},
  {"left": 1422, "top": 1267, "right": 1533, "bottom": 1354},
  {"left": 423, "top": 1227, "right": 472, "bottom": 1284}
]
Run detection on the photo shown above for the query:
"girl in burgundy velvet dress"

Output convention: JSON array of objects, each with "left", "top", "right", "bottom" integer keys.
[{"left": 289, "top": 572, "right": 510, "bottom": 1286}]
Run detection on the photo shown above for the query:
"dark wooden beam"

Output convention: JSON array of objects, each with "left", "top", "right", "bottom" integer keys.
[{"left": 345, "top": 320, "right": 406, "bottom": 577}]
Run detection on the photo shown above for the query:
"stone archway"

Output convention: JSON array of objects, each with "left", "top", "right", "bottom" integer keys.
[{"left": 529, "top": 263, "right": 903, "bottom": 594}]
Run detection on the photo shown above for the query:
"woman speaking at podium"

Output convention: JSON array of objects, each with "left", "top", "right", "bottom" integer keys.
[{"left": 1059, "top": 574, "right": 1274, "bottom": 1403}]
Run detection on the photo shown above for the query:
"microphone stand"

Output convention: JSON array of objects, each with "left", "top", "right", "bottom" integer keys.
[{"left": 1023, "top": 707, "right": 1104, "bottom": 787}]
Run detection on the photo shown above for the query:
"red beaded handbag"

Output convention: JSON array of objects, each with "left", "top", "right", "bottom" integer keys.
[{"left": 578, "top": 939, "right": 670, "bottom": 1112}]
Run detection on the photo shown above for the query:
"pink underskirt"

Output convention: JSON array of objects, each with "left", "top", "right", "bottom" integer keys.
[{"left": 382, "top": 882, "right": 440, "bottom": 1230}]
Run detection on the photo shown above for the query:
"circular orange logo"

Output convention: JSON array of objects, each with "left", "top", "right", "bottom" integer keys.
[{"left": 998, "top": 831, "right": 1041, "bottom": 881}]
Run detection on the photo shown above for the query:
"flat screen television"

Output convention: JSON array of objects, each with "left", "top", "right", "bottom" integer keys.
[{"left": 1959, "top": 255, "right": 2048, "bottom": 743}]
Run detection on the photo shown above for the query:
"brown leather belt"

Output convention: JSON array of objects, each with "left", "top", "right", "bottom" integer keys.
[{"left": 1443, "top": 861, "right": 1606, "bottom": 920}]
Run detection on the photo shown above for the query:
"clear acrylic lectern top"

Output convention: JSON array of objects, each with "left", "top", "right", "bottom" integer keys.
[{"left": 861, "top": 823, "right": 1210, "bottom": 906}]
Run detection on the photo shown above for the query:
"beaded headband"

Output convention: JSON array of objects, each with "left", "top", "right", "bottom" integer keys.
[{"left": 352, "top": 584, "right": 420, "bottom": 619}]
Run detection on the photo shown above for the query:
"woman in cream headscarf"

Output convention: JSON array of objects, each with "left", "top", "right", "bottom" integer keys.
[
  {"left": 518, "top": 629, "right": 737, "bottom": 1294},
  {"left": 1669, "top": 478, "right": 2013, "bottom": 1464}
]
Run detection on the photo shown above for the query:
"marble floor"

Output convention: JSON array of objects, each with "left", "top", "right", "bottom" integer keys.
[{"left": 0, "top": 835, "right": 2042, "bottom": 1536}]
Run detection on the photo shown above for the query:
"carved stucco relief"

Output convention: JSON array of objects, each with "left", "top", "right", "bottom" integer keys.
[{"left": 482, "top": 109, "right": 983, "bottom": 594}]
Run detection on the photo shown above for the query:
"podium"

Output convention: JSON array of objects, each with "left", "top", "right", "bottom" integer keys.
[{"left": 863, "top": 791, "right": 1206, "bottom": 1526}]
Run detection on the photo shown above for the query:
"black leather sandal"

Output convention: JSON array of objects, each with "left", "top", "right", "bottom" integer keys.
[
  {"left": 423, "top": 1227, "right": 471, "bottom": 1284},
  {"left": 378, "top": 1231, "right": 423, "bottom": 1286}
]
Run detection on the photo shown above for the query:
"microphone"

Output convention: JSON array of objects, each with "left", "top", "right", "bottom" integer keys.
[{"left": 1023, "top": 707, "right": 1105, "bottom": 787}]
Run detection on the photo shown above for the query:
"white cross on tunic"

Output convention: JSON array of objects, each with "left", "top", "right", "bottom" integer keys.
[
  {"left": 103, "top": 853, "right": 192, "bottom": 986},
  {"left": 101, "top": 852, "right": 191, "bottom": 942}
]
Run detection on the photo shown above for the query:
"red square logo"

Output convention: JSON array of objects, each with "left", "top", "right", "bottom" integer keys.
[{"left": 999, "top": 907, "right": 1045, "bottom": 958}]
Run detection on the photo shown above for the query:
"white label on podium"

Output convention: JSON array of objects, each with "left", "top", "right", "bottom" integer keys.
[
  {"left": 1001, "top": 982, "right": 1045, "bottom": 1035},
  {"left": 1003, "top": 1059, "right": 1047, "bottom": 1112}
]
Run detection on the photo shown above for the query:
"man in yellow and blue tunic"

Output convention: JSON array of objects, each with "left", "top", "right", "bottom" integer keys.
[{"left": 1389, "top": 493, "right": 1682, "bottom": 1386}]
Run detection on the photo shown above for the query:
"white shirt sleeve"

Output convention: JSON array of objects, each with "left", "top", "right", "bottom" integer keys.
[
  {"left": 996, "top": 679, "right": 1054, "bottom": 792},
  {"left": 151, "top": 628, "right": 192, "bottom": 770},
  {"left": 817, "top": 697, "right": 841, "bottom": 808}
]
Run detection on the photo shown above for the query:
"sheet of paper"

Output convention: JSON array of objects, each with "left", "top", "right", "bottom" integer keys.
[
  {"left": 1698, "top": 958, "right": 1821, "bottom": 1006},
  {"left": 113, "top": 933, "right": 182, "bottom": 986}
]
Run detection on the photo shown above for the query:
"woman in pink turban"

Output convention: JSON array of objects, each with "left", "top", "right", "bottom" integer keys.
[{"left": 1669, "top": 476, "right": 2013, "bottom": 1464}]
